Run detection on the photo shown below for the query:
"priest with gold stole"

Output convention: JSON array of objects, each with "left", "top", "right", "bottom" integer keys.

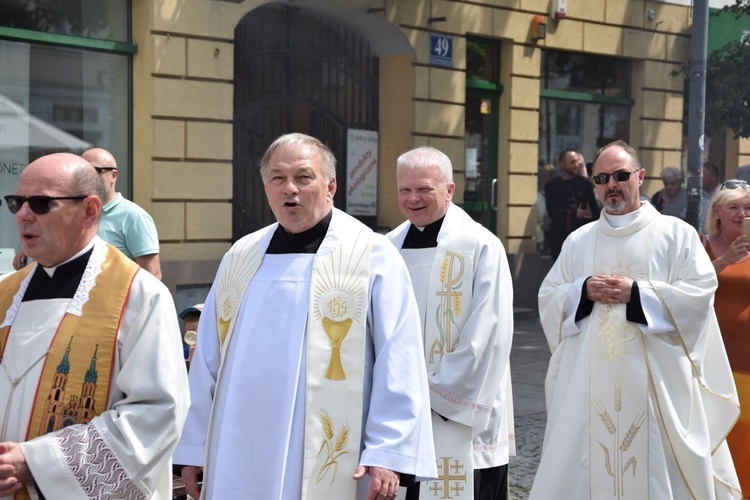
[
  {"left": 0, "top": 153, "right": 189, "bottom": 499},
  {"left": 387, "top": 147, "right": 515, "bottom": 500},
  {"left": 531, "top": 141, "right": 742, "bottom": 499},
  {"left": 174, "top": 133, "right": 437, "bottom": 500}
]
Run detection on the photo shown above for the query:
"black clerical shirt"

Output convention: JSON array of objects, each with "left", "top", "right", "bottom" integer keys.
[
  {"left": 266, "top": 210, "right": 332, "bottom": 254},
  {"left": 401, "top": 216, "right": 445, "bottom": 249},
  {"left": 22, "top": 249, "right": 93, "bottom": 301}
]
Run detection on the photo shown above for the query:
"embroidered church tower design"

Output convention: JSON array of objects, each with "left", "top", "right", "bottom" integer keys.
[
  {"left": 39, "top": 338, "right": 100, "bottom": 435},
  {"left": 75, "top": 345, "right": 98, "bottom": 423},
  {"left": 40, "top": 337, "right": 72, "bottom": 434}
]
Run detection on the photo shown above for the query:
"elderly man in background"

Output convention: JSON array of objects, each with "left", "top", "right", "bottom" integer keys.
[
  {"left": 531, "top": 140, "right": 741, "bottom": 499},
  {"left": 174, "top": 133, "right": 436, "bottom": 500},
  {"left": 388, "top": 147, "right": 514, "bottom": 500},
  {"left": 649, "top": 166, "right": 687, "bottom": 219},
  {"left": 13, "top": 148, "right": 162, "bottom": 279},
  {"left": 0, "top": 153, "right": 189, "bottom": 498}
]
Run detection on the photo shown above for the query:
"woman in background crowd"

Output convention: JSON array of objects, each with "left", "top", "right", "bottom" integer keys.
[{"left": 702, "top": 179, "right": 750, "bottom": 494}]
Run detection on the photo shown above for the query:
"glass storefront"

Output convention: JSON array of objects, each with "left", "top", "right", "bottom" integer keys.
[
  {"left": 0, "top": 0, "right": 129, "bottom": 40},
  {"left": 538, "top": 51, "right": 632, "bottom": 172},
  {"left": 536, "top": 50, "right": 632, "bottom": 252},
  {"left": 464, "top": 37, "right": 501, "bottom": 233},
  {"left": 0, "top": 0, "right": 130, "bottom": 264}
]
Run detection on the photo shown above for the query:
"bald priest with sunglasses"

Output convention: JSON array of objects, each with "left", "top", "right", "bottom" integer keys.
[
  {"left": 0, "top": 153, "right": 189, "bottom": 499},
  {"left": 531, "top": 140, "right": 742, "bottom": 499},
  {"left": 13, "top": 147, "right": 162, "bottom": 280}
]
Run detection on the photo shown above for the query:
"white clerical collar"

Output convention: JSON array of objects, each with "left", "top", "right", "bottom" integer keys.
[
  {"left": 604, "top": 203, "right": 644, "bottom": 228},
  {"left": 42, "top": 239, "right": 96, "bottom": 277}
]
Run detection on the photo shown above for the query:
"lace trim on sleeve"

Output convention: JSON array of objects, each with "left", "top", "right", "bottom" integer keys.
[
  {"left": 54, "top": 423, "right": 150, "bottom": 499},
  {"left": 67, "top": 240, "right": 106, "bottom": 317},
  {"left": 0, "top": 264, "right": 35, "bottom": 328}
]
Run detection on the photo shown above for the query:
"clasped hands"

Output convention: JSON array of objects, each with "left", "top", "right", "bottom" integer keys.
[
  {"left": 586, "top": 274, "right": 633, "bottom": 304},
  {"left": 0, "top": 442, "right": 32, "bottom": 497}
]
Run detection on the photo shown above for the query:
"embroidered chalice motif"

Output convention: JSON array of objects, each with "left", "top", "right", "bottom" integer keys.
[{"left": 320, "top": 289, "right": 357, "bottom": 380}]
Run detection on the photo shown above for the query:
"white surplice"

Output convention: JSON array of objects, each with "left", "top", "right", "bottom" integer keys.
[
  {"left": 388, "top": 203, "right": 515, "bottom": 471},
  {"left": 531, "top": 202, "right": 741, "bottom": 499},
  {"left": 0, "top": 238, "right": 190, "bottom": 499},
  {"left": 174, "top": 208, "right": 437, "bottom": 499}
]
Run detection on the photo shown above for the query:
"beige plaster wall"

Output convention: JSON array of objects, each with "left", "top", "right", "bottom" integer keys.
[
  {"left": 133, "top": 0, "right": 698, "bottom": 277},
  {"left": 379, "top": 54, "right": 416, "bottom": 232},
  {"left": 134, "top": 0, "right": 256, "bottom": 273},
  {"left": 739, "top": 137, "right": 750, "bottom": 170}
]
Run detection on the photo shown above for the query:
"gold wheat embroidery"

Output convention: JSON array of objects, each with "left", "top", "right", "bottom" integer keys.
[
  {"left": 439, "top": 258, "right": 449, "bottom": 283},
  {"left": 316, "top": 409, "right": 350, "bottom": 485},
  {"left": 452, "top": 294, "right": 461, "bottom": 318},
  {"left": 595, "top": 381, "right": 645, "bottom": 498}
]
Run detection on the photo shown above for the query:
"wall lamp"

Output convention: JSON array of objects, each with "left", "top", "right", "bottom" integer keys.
[{"left": 532, "top": 15, "right": 547, "bottom": 40}]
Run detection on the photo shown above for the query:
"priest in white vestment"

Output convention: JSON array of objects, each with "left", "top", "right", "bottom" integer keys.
[
  {"left": 531, "top": 140, "right": 742, "bottom": 499},
  {"left": 174, "top": 133, "right": 437, "bottom": 500},
  {"left": 387, "top": 147, "right": 514, "bottom": 500},
  {"left": 0, "top": 153, "right": 190, "bottom": 499}
]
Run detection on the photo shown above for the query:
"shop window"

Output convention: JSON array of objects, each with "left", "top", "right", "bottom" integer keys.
[
  {"left": 466, "top": 38, "right": 499, "bottom": 84},
  {"left": 0, "top": 0, "right": 129, "bottom": 42},
  {"left": 536, "top": 51, "right": 632, "bottom": 253},
  {"left": 465, "top": 37, "right": 502, "bottom": 232},
  {"left": 538, "top": 51, "right": 632, "bottom": 174},
  {"left": 0, "top": 0, "right": 131, "bottom": 258}
]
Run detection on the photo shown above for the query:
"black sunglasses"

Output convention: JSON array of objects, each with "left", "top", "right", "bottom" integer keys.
[
  {"left": 720, "top": 180, "right": 749, "bottom": 191},
  {"left": 4, "top": 195, "right": 88, "bottom": 215},
  {"left": 592, "top": 170, "right": 640, "bottom": 185},
  {"left": 93, "top": 166, "right": 118, "bottom": 175}
]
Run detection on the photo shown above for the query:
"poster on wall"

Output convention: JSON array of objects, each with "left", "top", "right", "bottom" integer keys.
[{"left": 346, "top": 129, "right": 378, "bottom": 216}]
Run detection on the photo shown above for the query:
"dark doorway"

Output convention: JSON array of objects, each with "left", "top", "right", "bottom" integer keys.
[{"left": 233, "top": 4, "right": 379, "bottom": 240}]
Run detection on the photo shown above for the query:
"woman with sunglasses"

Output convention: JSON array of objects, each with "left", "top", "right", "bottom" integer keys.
[{"left": 702, "top": 178, "right": 750, "bottom": 493}]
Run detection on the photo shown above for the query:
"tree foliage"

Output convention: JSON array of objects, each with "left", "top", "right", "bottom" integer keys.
[
  {"left": 703, "top": 0, "right": 750, "bottom": 138},
  {"left": 704, "top": 37, "right": 750, "bottom": 137},
  {"left": 718, "top": 0, "right": 750, "bottom": 16}
]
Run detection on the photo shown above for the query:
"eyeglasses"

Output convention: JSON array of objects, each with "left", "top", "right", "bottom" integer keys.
[
  {"left": 592, "top": 170, "right": 640, "bottom": 185},
  {"left": 720, "top": 180, "right": 749, "bottom": 190},
  {"left": 4, "top": 195, "right": 88, "bottom": 215},
  {"left": 93, "top": 166, "right": 117, "bottom": 175}
]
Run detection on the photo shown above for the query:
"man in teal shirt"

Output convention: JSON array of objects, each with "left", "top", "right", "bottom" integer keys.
[
  {"left": 13, "top": 148, "right": 162, "bottom": 279},
  {"left": 85, "top": 147, "right": 161, "bottom": 279}
]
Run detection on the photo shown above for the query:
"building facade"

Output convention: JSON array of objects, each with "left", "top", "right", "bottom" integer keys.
[{"left": 1, "top": 0, "right": 749, "bottom": 308}]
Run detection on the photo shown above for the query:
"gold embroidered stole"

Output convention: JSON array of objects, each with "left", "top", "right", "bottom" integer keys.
[
  {"left": 213, "top": 212, "right": 371, "bottom": 499},
  {"left": 420, "top": 234, "right": 476, "bottom": 499},
  {"left": 302, "top": 222, "right": 370, "bottom": 499},
  {"left": 0, "top": 245, "right": 138, "bottom": 500},
  {"left": 589, "top": 231, "right": 649, "bottom": 499}
]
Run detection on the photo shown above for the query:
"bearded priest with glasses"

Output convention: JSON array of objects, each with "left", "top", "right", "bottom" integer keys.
[
  {"left": 530, "top": 140, "right": 742, "bottom": 499},
  {"left": 0, "top": 153, "right": 189, "bottom": 499}
]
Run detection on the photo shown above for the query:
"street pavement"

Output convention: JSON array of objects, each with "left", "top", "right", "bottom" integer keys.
[{"left": 508, "top": 316, "right": 550, "bottom": 499}]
